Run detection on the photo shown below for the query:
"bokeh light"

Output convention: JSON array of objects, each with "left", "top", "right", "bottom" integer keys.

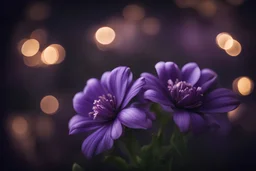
[
  {"left": 41, "top": 46, "right": 59, "bottom": 65},
  {"left": 141, "top": 17, "right": 161, "bottom": 35},
  {"left": 195, "top": 0, "right": 217, "bottom": 17},
  {"left": 18, "top": 39, "right": 28, "bottom": 53},
  {"left": 27, "top": 2, "right": 50, "bottom": 21},
  {"left": 21, "top": 39, "right": 40, "bottom": 57},
  {"left": 95, "top": 42, "right": 109, "bottom": 51},
  {"left": 30, "top": 29, "right": 47, "bottom": 45},
  {"left": 50, "top": 44, "right": 66, "bottom": 64},
  {"left": 228, "top": 104, "right": 245, "bottom": 123},
  {"left": 225, "top": 40, "right": 242, "bottom": 56},
  {"left": 237, "top": 77, "right": 254, "bottom": 96},
  {"left": 95, "top": 27, "right": 116, "bottom": 45},
  {"left": 216, "top": 32, "right": 234, "bottom": 50},
  {"left": 11, "top": 116, "right": 29, "bottom": 137},
  {"left": 233, "top": 77, "right": 254, "bottom": 96},
  {"left": 123, "top": 4, "right": 145, "bottom": 21},
  {"left": 40, "top": 95, "right": 59, "bottom": 115},
  {"left": 23, "top": 51, "right": 43, "bottom": 67}
]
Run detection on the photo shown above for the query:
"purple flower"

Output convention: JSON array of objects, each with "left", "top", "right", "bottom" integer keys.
[
  {"left": 142, "top": 61, "right": 240, "bottom": 133},
  {"left": 69, "top": 67, "right": 153, "bottom": 158}
]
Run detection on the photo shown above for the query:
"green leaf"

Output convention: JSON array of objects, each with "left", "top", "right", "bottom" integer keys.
[
  {"left": 126, "top": 130, "right": 140, "bottom": 155},
  {"left": 104, "top": 156, "right": 128, "bottom": 170},
  {"left": 169, "top": 125, "right": 190, "bottom": 165},
  {"left": 136, "top": 156, "right": 142, "bottom": 164},
  {"left": 140, "top": 144, "right": 151, "bottom": 153},
  {"left": 72, "top": 163, "right": 84, "bottom": 171}
]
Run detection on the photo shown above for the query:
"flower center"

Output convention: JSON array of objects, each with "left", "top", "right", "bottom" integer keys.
[
  {"left": 168, "top": 80, "right": 203, "bottom": 109},
  {"left": 89, "top": 94, "right": 116, "bottom": 120}
]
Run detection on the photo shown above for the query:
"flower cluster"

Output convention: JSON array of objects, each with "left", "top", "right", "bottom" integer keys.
[{"left": 69, "top": 62, "right": 240, "bottom": 158}]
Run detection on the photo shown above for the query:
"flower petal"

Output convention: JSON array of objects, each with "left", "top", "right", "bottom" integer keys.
[
  {"left": 153, "top": 61, "right": 181, "bottom": 87},
  {"left": 82, "top": 128, "right": 104, "bottom": 158},
  {"left": 190, "top": 113, "right": 206, "bottom": 134},
  {"left": 141, "top": 72, "right": 166, "bottom": 92},
  {"left": 200, "top": 88, "right": 240, "bottom": 113},
  {"left": 181, "top": 62, "right": 201, "bottom": 85},
  {"left": 155, "top": 61, "right": 169, "bottom": 85},
  {"left": 83, "top": 78, "right": 106, "bottom": 102},
  {"left": 118, "top": 107, "right": 150, "bottom": 129},
  {"left": 165, "top": 62, "right": 181, "bottom": 83},
  {"left": 144, "top": 89, "right": 173, "bottom": 107},
  {"left": 196, "top": 69, "right": 217, "bottom": 93},
  {"left": 111, "top": 119, "right": 123, "bottom": 140},
  {"left": 130, "top": 102, "right": 156, "bottom": 120},
  {"left": 73, "top": 92, "right": 93, "bottom": 115},
  {"left": 146, "top": 110, "right": 156, "bottom": 120},
  {"left": 121, "top": 77, "right": 145, "bottom": 108},
  {"left": 82, "top": 126, "right": 113, "bottom": 158},
  {"left": 100, "top": 71, "right": 111, "bottom": 92},
  {"left": 108, "top": 67, "right": 133, "bottom": 108},
  {"left": 173, "top": 110, "right": 191, "bottom": 132},
  {"left": 68, "top": 115, "right": 104, "bottom": 135},
  {"left": 145, "top": 119, "right": 153, "bottom": 128},
  {"left": 95, "top": 126, "right": 114, "bottom": 155},
  {"left": 160, "top": 104, "right": 174, "bottom": 112}
]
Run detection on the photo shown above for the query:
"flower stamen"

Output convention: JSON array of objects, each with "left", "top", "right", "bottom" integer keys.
[
  {"left": 168, "top": 80, "right": 203, "bottom": 109},
  {"left": 89, "top": 94, "right": 116, "bottom": 119}
]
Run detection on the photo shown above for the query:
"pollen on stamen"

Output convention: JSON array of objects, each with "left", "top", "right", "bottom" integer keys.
[
  {"left": 168, "top": 80, "right": 204, "bottom": 109},
  {"left": 89, "top": 94, "right": 117, "bottom": 120}
]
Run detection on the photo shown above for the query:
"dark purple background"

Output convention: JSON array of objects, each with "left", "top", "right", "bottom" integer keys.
[{"left": 3, "top": 0, "right": 256, "bottom": 170}]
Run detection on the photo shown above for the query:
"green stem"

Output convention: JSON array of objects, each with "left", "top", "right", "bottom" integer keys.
[
  {"left": 122, "top": 129, "right": 141, "bottom": 167},
  {"left": 171, "top": 142, "right": 182, "bottom": 157},
  {"left": 168, "top": 156, "right": 174, "bottom": 171},
  {"left": 157, "top": 112, "right": 169, "bottom": 140},
  {"left": 118, "top": 140, "right": 137, "bottom": 166},
  {"left": 170, "top": 125, "right": 185, "bottom": 157},
  {"left": 157, "top": 125, "right": 163, "bottom": 138}
]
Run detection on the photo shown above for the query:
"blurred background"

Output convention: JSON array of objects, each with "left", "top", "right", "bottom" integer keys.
[{"left": 3, "top": 0, "right": 256, "bottom": 170}]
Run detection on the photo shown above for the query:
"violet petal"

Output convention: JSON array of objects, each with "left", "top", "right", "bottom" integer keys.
[
  {"left": 100, "top": 71, "right": 111, "bottom": 93},
  {"left": 83, "top": 78, "right": 106, "bottom": 102},
  {"left": 111, "top": 119, "right": 123, "bottom": 140},
  {"left": 130, "top": 102, "right": 156, "bottom": 120},
  {"left": 144, "top": 89, "right": 173, "bottom": 106},
  {"left": 68, "top": 115, "right": 104, "bottom": 135},
  {"left": 141, "top": 72, "right": 166, "bottom": 91},
  {"left": 121, "top": 77, "right": 145, "bottom": 108},
  {"left": 118, "top": 107, "right": 149, "bottom": 129},
  {"left": 200, "top": 88, "right": 240, "bottom": 113},
  {"left": 81, "top": 126, "right": 113, "bottom": 158},
  {"left": 173, "top": 110, "right": 191, "bottom": 132},
  {"left": 165, "top": 61, "right": 181, "bottom": 83},
  {"left": 95, "top": 126, "right": 114, "bottom": 155},
  {"left": 155, "top": 61, "right": 169, "bottom": 86},
  {"left": 73, "top": 92, "right": 93, "bottom": 115},
  {"left": 108, "top": 67, "right": 133, "bottom": 108},
  {"left": 196, "top": 69, "right": 217, "bottom": 93},
  {"left": 181, "top": 62, "right": 201, "bottom": 85}
]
